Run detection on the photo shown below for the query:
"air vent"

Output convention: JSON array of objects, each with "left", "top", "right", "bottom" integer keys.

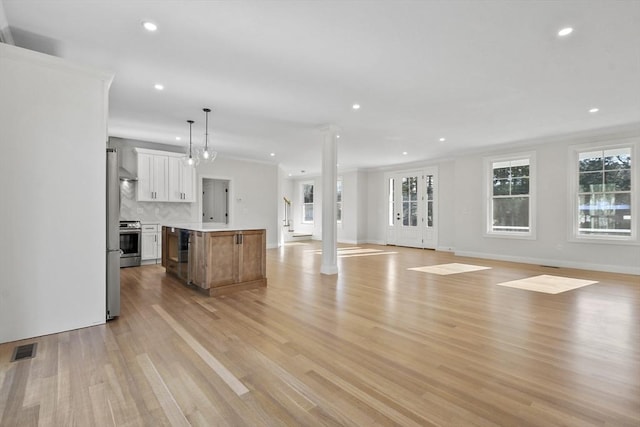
[{"left": 10, "top": 343, "right": 37, "bottom": 362}]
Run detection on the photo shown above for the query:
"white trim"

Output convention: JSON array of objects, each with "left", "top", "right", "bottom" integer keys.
[
  {"left": 455, "top": 250, "right": 640, "bottom": 276},
  {"left": 483, "top": 151, "right": 536, "bottom": 240},
  {"left": 365, "top": 240, "right": 386, "bottom": 245},
  {"left": 300, "top": 181, "right": 314, "bottom": 224},
  {"left": 199, "top": 175, "right": 233, "bottom": 227},
  {"left": 337, "top": 239, "right": 359, "bottom": 245},
  {"left": 567, "top": 139, "right": 638, "bottom": 243}
]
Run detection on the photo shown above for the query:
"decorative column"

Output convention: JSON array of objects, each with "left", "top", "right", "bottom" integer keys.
[{"left": 320, "top": 125, "right": 339, "bottom": 275}]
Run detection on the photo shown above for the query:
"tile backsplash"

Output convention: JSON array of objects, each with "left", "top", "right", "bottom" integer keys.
[{"left": 119, "top": 180, "right": 196, "bottom": 223}]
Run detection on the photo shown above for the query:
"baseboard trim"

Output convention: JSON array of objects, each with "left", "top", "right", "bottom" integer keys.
[{"left": 455, "top": 250, "right": 640, "bottom": 275}]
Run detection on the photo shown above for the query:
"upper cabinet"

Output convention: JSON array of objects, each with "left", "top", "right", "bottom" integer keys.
[
  {"left": 135, "top": 149, "right": 196, "bottom": 203},
  {"left": 137, "top": 152, "right": 168, "bottom": 201},
  {"left": 168, "top": 156, "right": 196, "bottom": 202}
]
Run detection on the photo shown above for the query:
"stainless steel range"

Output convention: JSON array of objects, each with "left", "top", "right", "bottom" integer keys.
[{"left": 119, "top": 220, "right": 141, "bottom": 267}]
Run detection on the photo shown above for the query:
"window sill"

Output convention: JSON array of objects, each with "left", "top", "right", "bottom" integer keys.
[
  {"left": 484, "top": 231, "right": 536, "bottom": 240},
  {"left": 569, "top": 236, "right": 639, "bottom": 246}
]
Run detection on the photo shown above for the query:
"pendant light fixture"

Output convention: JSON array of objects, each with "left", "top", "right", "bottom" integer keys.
[
  {"left": 201, "top": 107, "right": 217, "bottom": 163},
  {"left": 184, "top": 119, "right": 200, "bottom": 167}
]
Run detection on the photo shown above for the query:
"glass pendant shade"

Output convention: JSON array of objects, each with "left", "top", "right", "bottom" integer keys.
[
  {"left": 183, "top": 120, "right": 200, "bottom": 167},
  {"left": 201, "top": 107, "right": 217, "bottom": 163}
]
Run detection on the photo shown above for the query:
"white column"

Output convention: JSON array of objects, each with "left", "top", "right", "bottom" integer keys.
[{"left": 320, "top": 125, "right": 339, "bottom": 275}]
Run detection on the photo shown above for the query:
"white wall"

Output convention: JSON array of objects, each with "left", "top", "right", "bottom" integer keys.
[
  {"left": 0, "top": 44, "right": 112, "bottom": 343},
  {"left": 437, "top": 160, "right": 457, "bottom": 251},
  {"left": 286, "top": 172, "right": 371, "bottom": 245},
  {"left": 196, "top": 157, "right": 279, "bottom": 248},
  {"left": 362, "top": 127, "right": 640, "bottom": 274},
  {"left": 365, "top": 170, "right": 386, "bottom": 244},
  {"left": 336, "top": 171, "right": 369, "bottom": 244},
  {"left": 452, "top": 131, "right": 640, "bottom": 274}
]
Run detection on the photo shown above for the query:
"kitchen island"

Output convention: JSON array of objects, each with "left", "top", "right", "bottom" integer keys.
[{"left": 162, "top": 224, "right": 267, "bottom": 296}]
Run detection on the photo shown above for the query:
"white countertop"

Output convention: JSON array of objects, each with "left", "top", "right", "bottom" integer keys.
[{"left": 163, "top": 223, "right": 265, "bottom": 232}]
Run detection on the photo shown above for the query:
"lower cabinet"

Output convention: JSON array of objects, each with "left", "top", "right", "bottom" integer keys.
[
  {"left": 163, "top": 227, "right": 266, "bottom": 296},
  {"left": 141, "top": 223, "right": 162, "bottom": 262}
]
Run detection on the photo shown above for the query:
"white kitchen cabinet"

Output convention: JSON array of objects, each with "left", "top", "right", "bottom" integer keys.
[
  {"left": 136, "top": 149, "right": 195, "bottom": 203},
  {"left": 141, "top": 223, "right": 162, "bottom": 262},
  {"left": 137, "top": 152, "right": 168, "bottom": 201},
  {"left": 168, "top": 156, "right": 196, "bottom": 202}
]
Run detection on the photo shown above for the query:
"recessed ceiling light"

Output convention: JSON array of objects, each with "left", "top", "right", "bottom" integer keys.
[
  {"left": 337, "top": 134, "right": 340, "bottom": 139},
  {"left": 558, "top": 27, "right": 573, "bottom": 37},
  {"left": 352, "top": 104, "right": 360, "bottom": 110},
  {"left": 288, "top": 173, "right": 292, "bottom": 177},
  {"left": 270, "top": 152, "right": 275, "bottom": 157},
  {"left": 439, "top": 137, "right": 446, "bottom": 142},
  {"left": 402, "top": 151, "right": 408, "bottom": 155},
  {"left": 589, "top": 108, "right": 599, "bottom": 113},
  {"left": 142, "top": 21, "right": 157, "bottom": 32},
  {"left": 154, "top": 83, "right": 164, "bottom": 91},
  {"left": 175, "top": 136, "right": 181, "bottom": 141}
]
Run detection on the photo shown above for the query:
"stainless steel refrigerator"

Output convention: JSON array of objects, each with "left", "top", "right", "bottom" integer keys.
[{"left": 106, "top": 148, "right": 121, "bottom": 319}]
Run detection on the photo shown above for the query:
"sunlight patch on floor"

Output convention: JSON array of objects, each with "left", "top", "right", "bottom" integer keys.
[
  {"left": 408, "top": 263, "right": 492, "bottom": 275},
  {"left": 496, "top": 275, "right": 597, "bottom": 294},
  {"left": 309, "top": 247, "right": 398, "bottom": 258}
]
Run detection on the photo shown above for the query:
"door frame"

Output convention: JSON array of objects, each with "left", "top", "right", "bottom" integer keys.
[
  {"left": 200, "top": 175, "right": 233, "bottom": 226},
  {"left": 384, "top": 167, "right": 438, "bottom": 249}
]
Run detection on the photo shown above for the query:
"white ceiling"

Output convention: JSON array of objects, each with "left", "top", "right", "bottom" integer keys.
[{"left": 3, "top": 0, "right": 639, "bottom": 176}]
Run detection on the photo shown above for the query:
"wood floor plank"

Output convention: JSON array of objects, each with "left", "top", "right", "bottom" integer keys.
[
  {"left": 136, "top": 353, "right": 190, "bottom": 427},
  {"left": 0, "top": 242, "right": 638, "bottom": 426},
  {"left": 152, "top": 304, "right": 250, "bottom": 396}
]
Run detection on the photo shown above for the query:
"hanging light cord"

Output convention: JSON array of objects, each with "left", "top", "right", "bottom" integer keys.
[
  {"left": 188, "top": 119, "right": 194, "bottom": 158},
  {"left": 204, "top": 108, "right": 211, "bottom": 151}
]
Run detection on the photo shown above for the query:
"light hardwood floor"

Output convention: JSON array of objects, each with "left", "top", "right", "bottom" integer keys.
[{"left": 1, "top": 243, "right": 639, "bottom": 426}]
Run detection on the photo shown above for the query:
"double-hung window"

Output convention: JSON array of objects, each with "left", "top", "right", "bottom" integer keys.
[
  {"left": 574, "top": 146, "right": 633, "bottom": 239},
  {"left": 487, "top": 154, "right": 535, "bottom": 237},
  {"left": 302, "top": 183, "right": 314, "bottom": 223}
]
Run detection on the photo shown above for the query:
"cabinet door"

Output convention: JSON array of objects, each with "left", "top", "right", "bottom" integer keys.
[
  {"left": 161, "top": 227, "right": 168, "bottom": 267},
  {"left": 137, "top": 153, "right": 154, "bottom": 201},
  {"left": 141, "top": 233, "right": 157, "bottom": 260},
  {"left": 188, "top": 231, "right": 206, "bottom": 288},
  {"left": 181, "top": 164, "right": 196, "bottom": 202},
  {"left": 168, "top": 156, "right": 196, "bottom": 202},
  {"left": 156, "top": 231, "right": 162, "bottom": 262},
  {"left": 206, "top": 232, "right": 237, "bottom": 287},
  {"left": 153, "top": 155, "right": 168, "bottom": 201},
  {"left": 237, "top": 230, "right": 265, "bottom": 283},
  {"left": 168, "top": 156, "right": 182, "bottom": 201}
]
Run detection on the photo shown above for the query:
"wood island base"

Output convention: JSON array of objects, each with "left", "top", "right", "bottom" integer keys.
[{"left": 162, "top": 226, "right": 267, "bottom": 296}]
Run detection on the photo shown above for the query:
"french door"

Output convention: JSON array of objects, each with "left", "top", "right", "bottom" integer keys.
[{"left": 386, "top": 168, "right": 437, "bottom": 249}]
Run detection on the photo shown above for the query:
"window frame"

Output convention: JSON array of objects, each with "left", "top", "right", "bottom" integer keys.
[
  {"left": 336, "top": 178, "right": 343, "bottom": 225},
  {"left": 568, "top": 141, "right": 637, "bottom": 244},
  {"left": 301, "top": 182, "right": 314, "bottom": 224},
  {"left": 484, "top": 152, "right": 536, "bottom": 240}
]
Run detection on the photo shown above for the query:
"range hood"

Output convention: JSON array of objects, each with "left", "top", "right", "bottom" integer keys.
[{"left": 118, "top": 166, "right": 138, "bottom": 182}]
